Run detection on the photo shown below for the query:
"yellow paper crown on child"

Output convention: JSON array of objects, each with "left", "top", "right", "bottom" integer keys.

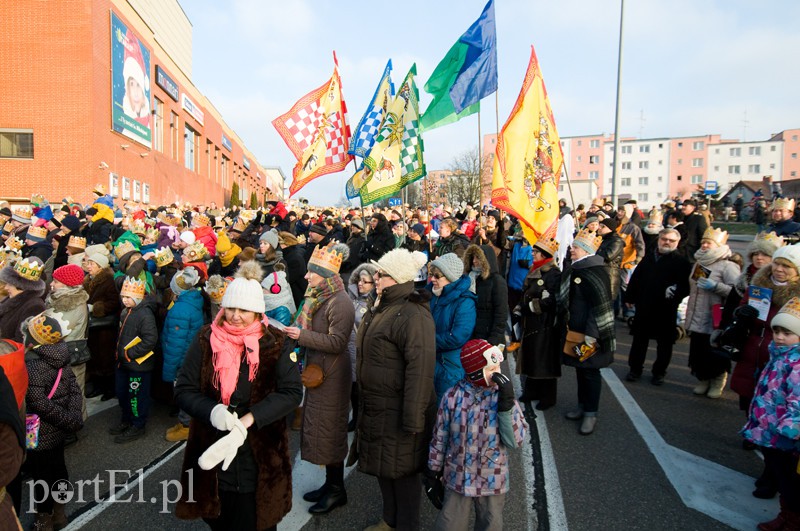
[
  {"left": 772, "top": 197, "right": 795, "bottom": 212},
  {"left": 14, "top": 258, "right": 44, "bottom": 281},
  {"left": 572, "top": 228, "right": 602, "bottom": 253},
  {"left": 120, "top": 276, "right": 146, "bottom": 300},
  {"left": 131, "top": 219, "right": 146, "bottom": 235},
  {"left": 3, "top": 221, "right": 14, "bottom": 233},
  {"left": 193, "top": 214, "right": 210, "bottom": 228},
  {"left": 5, "top": 236, "right": 23, "bottom": 252},
  {"left": 28, "top": 311, "right": 71, "bottom": 346},
  {"left": 30, "top": 194, "right": 46, "bottom": 207},
  {"left": 114, "top": 240, "right": 138, "bottom": 259},
  {"left": 533, "top": 222, "right": 560, "bottom": 257},
  {"left": 154, "top": 246, "right": 174, "bottom": 267},
  {"left": 183, "top": 241, "right": 208, "bottom": 262},
  {"left": 701, "top": 227, "right": 728, "bottom": 246},
  {"left": 67, "top": 236, "right": 87, "bottom": 250}
]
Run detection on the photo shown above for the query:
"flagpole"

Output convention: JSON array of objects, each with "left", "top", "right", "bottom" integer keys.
[
  {"left": 562, "top": 163, "right": 577, "bottom": 212},
  {"left": 352, "top": 158, "right": 368, "bottom": 234},
  {"left": 610, "top": 0, "right": 625, "bottom": 206},
  {"left": 478, "top": 107, "right": 483, "bottom": 207}
]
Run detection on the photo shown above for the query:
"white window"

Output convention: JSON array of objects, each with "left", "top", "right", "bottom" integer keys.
[
  {"left": 692, "top": 141, "right": 704, "bottom": 150},
  {"left": 170, "top": 112, "right": 180, "bottom": 160},
  {"left": 793, "top": 171, "right": 797, "bottom": 177},
  {"left": 749, "top": 146, "right": 761, "bottom": 156},
  {"left": 590, "top": 139, "right": 600, "bottom": 148},
  {"left": 728, "top": 165, "right": 741, "bottom": 174},
  {"left": 793, "top": 135, "right": 798, "bottom": 141},
  {"left": 621, "top": 177, "right": 631, "bottom": 186},
  {"left": 658, "top": 160, "right": 663, "bottom": 165},
  {"left": 691, "top": 175, "right": 703, "bottom": 184},
  {"left": 677, "top": 159, "right": 682, "bottom": 164},
  {"left": 576, "top": 172, "right": 582, "bottom": 177},
  {"left": 577, "top": 140, "right": 582, "bottom": 146},
  {"left": 589, "top": 171, "right": 599, "bottom": 180},
  {"left": 714, "top": 166, "right": 719, "bottom": 171},
  {"left": 691, "top": 158, "right": 703, "bottom": 168},
  {"left": 558, "top": 184, "right": 564, "bottom": 192},
  {"left": 622, "top": 145, "right": 632, "bottom": 154},
  {"left": 621, "top": 162, "right": 631, "bottom": 170},
  {"left": 589, "top": 155, "right": 599, "bottom": 164},
  {"left": 658, "top": 176, "right": 663, "bottom": 182},
  {"left": 576, "top": 156, "right": 582, "bottom": 162},
  {"left": 638, "top": 193, "right": 648, "bottom": 202},
  {"left": 639, "top": 161, "right": 649, "bottom": 169},
  {"left": 0, "top": 129, "right": 34, "bottom": 158},
  {"left": 678, "top": 142, "right": 683, "bottom": 147},
  {"left": 184, "top": 125, "right": 198, "bottom": 171},
  {"left": 770, "top": 163, "right": 776, "bottom": 169},
  {"left": 657, "top": 192, "right": 663, "bottom": 198},
  {"left": 153, "top": 98, "right": 164, "bottom": 153},
  {"left": 771, "top": 145, "right": 777, "bottom": 152},
  {"left": 638, "top": 177, "right": 649, "bottom": 185},
  {"left": 639, "top": 144, "right": 650, "bottom": 153},
  {"left": 793, "top": 153, "right": 798, "bottom": 159},
  {"left": 748, "top": 164, "right": 761, "bottom": 173},
  {"left": 730, "top": 147, "right": 741, "bottom": 156}
]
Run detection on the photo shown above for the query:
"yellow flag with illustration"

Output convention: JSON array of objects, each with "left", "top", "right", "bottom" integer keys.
[{"left": 491, "top": 45, "right": 563, "bottom": 246}]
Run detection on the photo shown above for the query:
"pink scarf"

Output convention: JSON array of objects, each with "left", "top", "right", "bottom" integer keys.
[{"left": 209, "top": 309, "right": 264, "bottom": 405}]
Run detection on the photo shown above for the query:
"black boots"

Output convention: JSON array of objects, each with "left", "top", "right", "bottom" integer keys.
[{"left": 308, "top": 484, "right": 347, "bottom": 514}]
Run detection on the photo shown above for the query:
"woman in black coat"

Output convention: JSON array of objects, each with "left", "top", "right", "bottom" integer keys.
[
  {"left": 519, "top": 238, "right": 563, "bottom": 410},
  {"left": 277, "top": 231, "right": 308, "bottom": 309},
  {"left": 463, "top": 245, "right": 508, "bottom": 346},
  {"left": 595, "top": 218, "right": 625, "bottom": 301},
  {"left": 365, "top": 213, "right": 395, "bottom": 262}
]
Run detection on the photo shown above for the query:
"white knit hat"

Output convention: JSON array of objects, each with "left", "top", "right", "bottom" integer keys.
[
  {"left": 220, "top": 261, "right": 265, "bottom": 313},
  {"left": 179, "top": 230, "right": 196, "bottom": 245},
  {"left": 771, "top": 297, "right": 800, "bottom": 336},
  {"left": 372, "top": 249, "right": 428, "bottom": 284},
  {"left": 773, "top": 243, "right": 800, "bottom": 271}
]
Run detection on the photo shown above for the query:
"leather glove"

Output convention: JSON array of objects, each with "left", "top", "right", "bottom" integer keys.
[
  {"left": 696, "top": 278, "right": 717, "bottom": 291},
  {"left": 665, "top": 285, "right": 677, "bottom": 299},
  {"left": 491, "top": 372, "right": 515, "bottom": 412},
  {"left": 210, "top": 404, "right": 238, "bottom": 432},
  {"left": 733, "top": 304, "right": 759, "bottom": 322},
  {"left": 198, "top": 419, "right": 248, "bottom": 471},
  {"left": 517, "top": 259, "right": 530, "bottom": 269},
  {"left": 422, "top": 467, "right": 444, "bottom": 510}
]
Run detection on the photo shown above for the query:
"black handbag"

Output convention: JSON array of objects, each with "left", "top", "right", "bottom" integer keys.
[
  {"left": 66, "top": 339, "right": 92, "bottom": 366},
  {"left": 88, "top": 314, "right": 116, "bottom": 328}
]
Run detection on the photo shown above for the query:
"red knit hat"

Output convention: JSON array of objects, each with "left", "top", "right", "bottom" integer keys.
[
  {"left": 52, "top": 264, "right": 85, "bottom": 287},
  {"left": 460, "top": 339, "right": 504, "bottom": 388}
]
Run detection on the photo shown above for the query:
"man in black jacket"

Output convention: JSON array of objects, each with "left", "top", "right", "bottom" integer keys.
[
  {"left": 596, "top": 218, "right": 625, "bottom": 303},
  {"left": 679, "top": 199, "right": 708, "bottom": 263},
  {"left": 769, "top": 197, "right": 800, "bottom": 236},
  {"left": 623, "top": 228, "right": 691, "bottom": 385}
]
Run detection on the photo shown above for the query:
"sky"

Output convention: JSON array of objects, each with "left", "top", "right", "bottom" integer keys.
[{"left": 180, "top": 0, "right": 800, "bottom": 205}]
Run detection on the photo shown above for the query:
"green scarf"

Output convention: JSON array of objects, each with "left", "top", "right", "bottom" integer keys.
[{"left": 295, "top": 274, "right": 345, "bottom": 329}]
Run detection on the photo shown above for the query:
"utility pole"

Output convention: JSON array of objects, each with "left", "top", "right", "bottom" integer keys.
[{"left": 610, "top": 0, "right": 625, "bottom": 206}]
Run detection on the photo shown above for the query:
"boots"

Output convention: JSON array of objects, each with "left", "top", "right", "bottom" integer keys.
[
  {"left": 291, "top": 407, "right": 303, "bottom": 431},
  {"left": 692, "top": 380, "right": 710, "bottom": 395},
  {"left": 706, "top": 372, "right": 728, "bottom": 399},
  {"left": 565, "top": 407, "right": 584, "bottom": 420},
  {"left": 308, "top": 484, "right": 347, "bottom": 514},
  {"left": 165, "top": 423, "right": 189, "bottom": 442},
  {"left": 579, "top": 416, "right": 597, "bottom": 435},
  {"left": 52, "top": 502, "right": 67, "bottom": 530},
  {"left": 303, "top": 483, "right": 328, "bottom": 503},
  {"left": 32, "top": 512, "right": 54, "bottom": 531},
  {"left": 364, "top": 520, "right": 396, "bottom": 531}
]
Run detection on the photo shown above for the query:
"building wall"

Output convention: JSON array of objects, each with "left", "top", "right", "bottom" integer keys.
[
  {"left": 127, "top": 0, "right": 192, "bottom": 78},
  {"left": 774, "top": 128, "right": 800, "bottom": 180},
  {"left": 667, "top": 135, "right": 720, "bottom": 198},
  {"left": 707, "top": 140, "right": 783, "bottom": 196},
  {"left": 561, "top": 134, "right": 608, "bottom": 195},
  {"left": 604, "top": 138, "right": 670, "bottom": 209}
]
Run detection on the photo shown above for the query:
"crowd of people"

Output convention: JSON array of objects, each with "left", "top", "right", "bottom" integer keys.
[{"left": 0, "top": 185, "right": 797, "bottom": 530}]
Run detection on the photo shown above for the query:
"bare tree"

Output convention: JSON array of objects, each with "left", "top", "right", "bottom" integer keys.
[{"left": 447, "top": 147, "right": 490, "bottom": 206}]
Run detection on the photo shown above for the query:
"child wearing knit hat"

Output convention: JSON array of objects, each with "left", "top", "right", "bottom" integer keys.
[
  {"left": 741, "top": 297, "right": 800, "bottom": 529},
  {"left": 426, "top": 339, "right": 528, "bottom": 528}
]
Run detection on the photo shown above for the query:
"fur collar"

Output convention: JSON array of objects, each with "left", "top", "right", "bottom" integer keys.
[
  {"left": 750, "top": 263, "right": 800, "bottom": 308},
  {"left": 463, "top": 244, "right": 491, "bottom": 280},
  {"left": 47, "top": 286, "right": 89, "bottom": 312}
]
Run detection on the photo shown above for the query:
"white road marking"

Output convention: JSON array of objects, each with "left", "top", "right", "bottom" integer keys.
[
  {"left": 601, "top": 368, "right": 778, "bottom": 530},
  {"left": 85, "top": 396, "right": 118, "bottom": 417}
]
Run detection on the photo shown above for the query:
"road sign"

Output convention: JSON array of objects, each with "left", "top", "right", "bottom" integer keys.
[
  {"left": 704, "top": 181, "right": 718, "bottom": 195},
  {"left": 388, "top": 197, "right": 402, "bottom": 207}
]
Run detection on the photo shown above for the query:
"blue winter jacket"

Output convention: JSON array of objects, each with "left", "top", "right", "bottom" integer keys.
[
  {"left": 161, "top": 289, "right": 204, "bottom": 382},
  {"left": 507, "top": 240, "right": 532, "bottom": 291},
  {"left": 429, "top": 275, "right": 477, "bottom": 399},
  {"left": 266, "top": 306, "right": 292, "bottom": 327}
]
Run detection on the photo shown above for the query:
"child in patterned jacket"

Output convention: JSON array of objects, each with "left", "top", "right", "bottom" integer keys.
[
  {"left": 426, "top": 339, "right": 528, "bottom": 531},
  {"left": 742, "top": 297, "right": 800, "bottom": 531}
]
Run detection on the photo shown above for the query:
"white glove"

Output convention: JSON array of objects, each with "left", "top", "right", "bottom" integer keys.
[
  {"left": 541, "top": 290, "right": 550, "bottom": 299},
  {"left": 210, "top": 404, "right": 238, "bottom": 432},
  {"left": 528, "top": 300, "right": 535, "bottom": 312},
  {"left": 198, "top": 420, "right": 248, "bottom": 471},
  {"left": 665, "top": 285, "right": 676, "bottom": 299}
]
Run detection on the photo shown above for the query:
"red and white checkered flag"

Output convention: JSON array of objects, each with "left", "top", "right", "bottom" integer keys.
[{"left": 272, "top": 53, "right": 353, "bottom": 196}]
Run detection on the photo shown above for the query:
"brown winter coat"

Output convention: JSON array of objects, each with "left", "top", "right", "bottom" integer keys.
[
  {"left": 298, "top": 288, "right": 355, "bottom": 465},
  {"left": 354, "top": 282, "right": 436, "bottom": 479},
  {"left": 0, "top": 288, "right": 45, "bottom": 343}
]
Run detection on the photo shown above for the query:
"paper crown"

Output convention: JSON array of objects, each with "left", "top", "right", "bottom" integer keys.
[
  {"left": 154, "top": 246, "right": 174, "bottom": 267},
  {"left": 12, "top": 206, "right": 32, "bottom": 222},
  {"left": 28, "top": 311, "right": 72, "bottom": 346},
  {"left": 162, "top": 214, "right": 181, "bottom": 227},
  {"left": 0, "top": 248, "right": 20, "bottom": 270},
  {"left": 120, "top": 276, "right": 146, "bottom": 300},
  {"left": 5, "top": 236, "right": 23, "bottom": 252},
  {"left": 93, "top": 184, "right": 106, "bottom": 196},
  {"left": 308, "top": 242, "right": 345, "bottom": 275},
  {"left": 204, "top": 275, "right": 228, "bottom": 304},
  {"left": 67, "top": 235, "right": 87, "bottom": 250},
  {"left": 193, "top": 214, "right": 210, "bottom": 227},
  {"left": 131, "top": 219, "right": 146, "bottom": 235},
  {"left": 753, "top": 231, "right": 784, "bottom": 249},
  {"left": 14, "top": 258, "right": 44, "bottom": 281},
  {"left": 114, "top": 240, "right": 138, "bottom": 259},
  {"left": 533, "top": 222, "right": 560, "bottom": 257},
  {"left": 26, "top": 225, "right": 48, "bottom": 240},
  {"left": 647, "top": 209, "right": 664, "bottom": 224},
  {"left": 2, "top": 221, "right": 12, "bottom": 233},
  {"left": 231, "top": 217, "right": 247, "bottom": 233},
  {"left": 30, "top": 194, "right": 47, "bottom": 207},
  {"left": 183, "top": 241, "right": 208, "bottom": 262},
  {"left": 772, "top": 197, "right": 795, "bottom": 212},
  {"left": 591, "top": 197, "right": 605, "bottom": 208},
  {"left": 573, "top": 228, "right": 602, "bottom": 253},
  {"left": 701, "top": 227, "right": 728, "bottom": 246}
]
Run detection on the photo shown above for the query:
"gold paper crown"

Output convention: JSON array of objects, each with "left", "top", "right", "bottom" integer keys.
[
  {"left": 701, "top": 227, "right": 728, "bottom": 246},
  {"left": 0, "top": 248, "right": 19, "bottom": 270},
  {"left": 154, "top": 246, "right": 174, "bottom": 267},
  {"left": 193, "top": 214, "right": 210, "bottom": 227},
  {"left": 183, "top": 241, "right": 208, "bottom": 262},
  {"left": 753, "top": 231, "right": 784, "bottom": 248},
  {"left": 163, "top": 214, "right": 181, "bottom": 227},
  {"left": 5, "top": 236, "right": 23, "bottom": 252},
  {"left": 31, "top": 193, "right": 46, "bottom": 206},
  {"left": 28, "top": 311, "right": 71, "bottom": 346},
  {"left": 591, "top": 198, "right": 605, "bottom": 208},
  {"left": 12, "top": 206, "right": 32, "bottom": 221},
  {"left": 67, "top": 235, "right": 86, "bottom": 249},
  {"left": 772, "top": 197, "right": 795, "bottom": 212},
  {"left": 14, "top": 258, "right": 44, "bottom": 281},
  {"left": 573, "top": 228, "right": 603, "bottom": 253},
  {"left": 144, "top": 227, "right": 159, "bottom": 242},
  {"left": 131, "top": 219, "right": 146, "bottom": 235},
  {"left": 204, "top": 277, "right": 228, "bottom": 304},
  {"left": 93, "top": 184, "right": 106, "bottom": 196},
  {"left": 120, "top": 276, "right": 146, "bottom": 299},
  {"left": 308, "top": 242, "right": 344, "bottom": 275},
  {"left": 533, "top": 222, "right": 560, "bottom": 257},
  {"left": 231, "top": 217, "right": 247, "bottom": 232},
  {"left": 2, "top": 221, "right": 12, "bottom": 233},
  {"left": 114, "top": 240, "right": 137, "bottom": 259},
  {"left": 26, "top": 225, "right": 48, "bottom": 240},
  {"left": 647, "top": 209, "right": 664, "bottom": 223}
]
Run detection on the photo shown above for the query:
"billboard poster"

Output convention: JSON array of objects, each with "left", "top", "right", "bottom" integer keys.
[
  {"left": 122, "top": 177, "right": 131, "bottom": 200},
  {"left": 143, "top": 183, "right": 150, "bottom": 204},
  {"left": 133, "top": 180, "right": 141, "bottom": 201},
  {"left": 111, "top": 12, "right": 152, "bottom": 148},
  {"left": 109, "top": 173, "right": 120, "bottom": 197}
]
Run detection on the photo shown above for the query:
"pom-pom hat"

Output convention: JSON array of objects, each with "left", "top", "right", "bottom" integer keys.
[
  {"left": 460, "top": 339, "right": 504, "bottom": 388},
  {"left": 221, "top": 261, "right": 266, "bottom": 314}
]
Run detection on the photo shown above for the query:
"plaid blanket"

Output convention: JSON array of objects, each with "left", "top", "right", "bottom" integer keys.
[{"left": 558, "top": 255, "right": 616, "bottom": 353}]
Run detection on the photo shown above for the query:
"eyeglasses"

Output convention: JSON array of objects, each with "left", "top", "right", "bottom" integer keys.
[
  {"left": 358, "top": 279, "right": 374, "bottom": 284},
  {"left": 431, "top": 273, "right": 444, "bottom": 280},
  {"left": 374, "top": 272, "right": 387, "bottom": 279}
]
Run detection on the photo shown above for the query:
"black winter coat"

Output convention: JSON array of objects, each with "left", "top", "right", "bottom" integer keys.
[
  {"left": 341, "top": 233, "right": 367, "bottom": 280},
  {"left": 116, "top": 297, "right": 158, "bottom": 372},
  {"left": 520, "top": 260, "right": 562, "bottom": 378},
  {"left": 624, "top": 250, "right": 692, "bottom": 340},
  {"left": 365, "top": 216, "right": 395, "bottom": 262},
  {"left": 25, "top": 344, "right": 83, "bottom": 450},
  {"left": 86, "top": 218, "right": 113, "bottom": 245},
  {"left": 281, "top": 244, "right": 308, "bottom": 309},
  {"left": 463, "top": 245, "right": 508, "bottom": 345},
  {"left": 596, "top": 232, "right": 625, "bottom": 298},
  {"left": 23, "top": 242, "right": 53, "bottom": 264},
  {"left": 682, "top": 213, "right": 708, "bottom": 262},
  {"left": 0, "top": 289, "right": 46, "bottom": 343}
]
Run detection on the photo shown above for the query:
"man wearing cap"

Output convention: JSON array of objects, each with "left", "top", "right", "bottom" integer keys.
[
  {"left": 53, "top": 215, "right": 82, "bottom": 269},
  {"left": 769, "top": 197, "right": 800, "bottom": 237},
  {"left": 680, "top": 199, "right": 709, "bottom": 263},
  {"left": 22, "top": 225, "right": 53, "bottom": 264},
  {"left": 304, "top": 223, "right": 331, "bottom": 264},
  {"left": 0, "top": 258, "right": 47, "bottom": 343}
]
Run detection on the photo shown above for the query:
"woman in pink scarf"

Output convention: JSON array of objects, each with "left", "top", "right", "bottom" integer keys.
[{"left": 174, "top": 261, "right": 302, "bottom": 531}]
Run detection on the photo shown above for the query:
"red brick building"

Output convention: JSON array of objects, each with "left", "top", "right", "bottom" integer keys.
[{"left": 0, "top": 0, "right": 282, "bottom": 207}]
